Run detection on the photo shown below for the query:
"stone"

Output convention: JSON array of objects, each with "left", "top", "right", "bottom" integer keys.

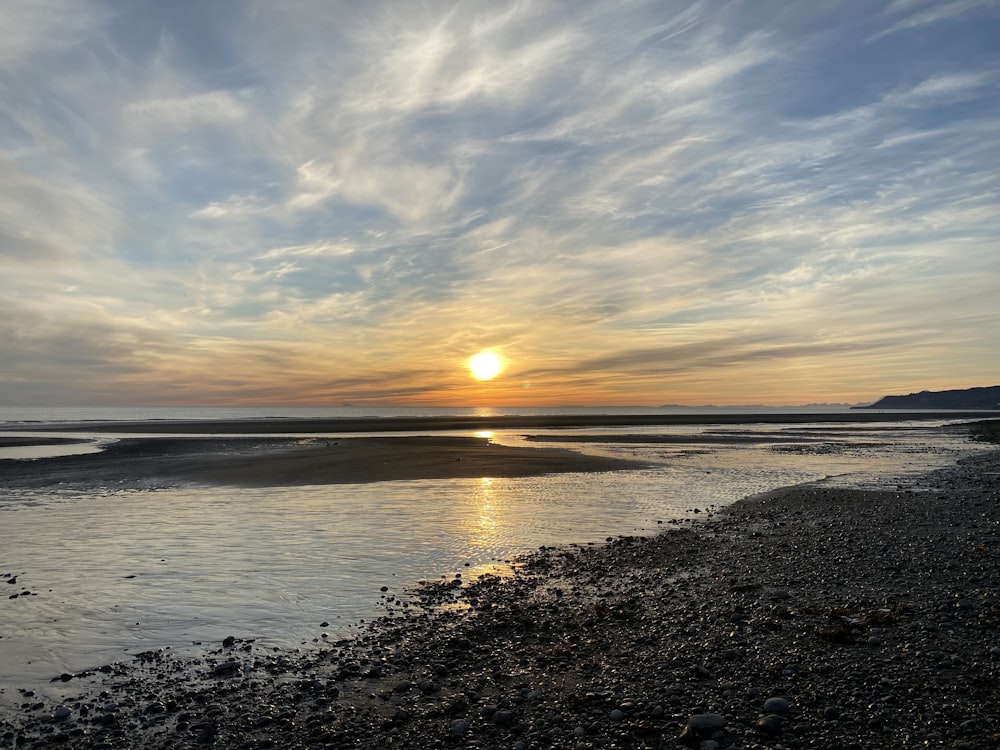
[
  {"left": 755, "top": 714, "right": 784, "bottom": 736},
  {"left": 211, "top": 660, "right": 239, "bottom": 676},
  {"left": 763, "top": 696, "right": 791, "bottom": 713},
  {"left": 687, "top": 713, "right": 726, "bottom": 731},
  {"left": 680, "top": 713, "right": 727, "bottom": 744}
]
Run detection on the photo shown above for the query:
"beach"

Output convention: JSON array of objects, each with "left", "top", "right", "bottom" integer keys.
[{"left": 1, "top": 420, "right": 997, "bottom": 748}]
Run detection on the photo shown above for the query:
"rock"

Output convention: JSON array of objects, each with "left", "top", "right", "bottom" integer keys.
[
  {"left": 211, "top": 660, "right": 239, "bottom": 676},
  {"left": 687, "top": 713, "right": 726, "bottom": 731},
  {"left": 755, "top": 714, "right": 784, "bottom": 736},
  {"left": 610, "top": 708, "right": 624, "bottom": 721},
  {"left": 763, "top": 696, "right": 791, "bottom": 713},
  {"left": 52, "top": 706, "right": 71, "bottom": 722},
  {"left": 450, "top": 718, "right": 470, "bottom": 735},
  {"left": 679, "top": 713, "right": 726, "bottom": 744}
]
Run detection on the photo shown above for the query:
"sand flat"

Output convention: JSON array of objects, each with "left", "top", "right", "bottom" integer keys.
[{"left": 0, "top": 435, "right": 647, "bottom": 489}]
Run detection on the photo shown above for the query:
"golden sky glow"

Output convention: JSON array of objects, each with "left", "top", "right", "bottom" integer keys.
[{"left": 0, "top": 2, "right": 997, "bottom": 407}]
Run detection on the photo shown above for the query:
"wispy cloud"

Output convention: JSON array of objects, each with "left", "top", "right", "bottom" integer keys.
[
  {"left": 0, "top": 0, "right": 997, "bottom": 406},
  {"left": 872, "top": 0, "right": 996, "bottom": 41}
]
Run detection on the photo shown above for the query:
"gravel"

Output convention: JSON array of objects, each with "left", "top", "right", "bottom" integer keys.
[{"left": 1, "top": 446, "right": 997, "bottom": 749}]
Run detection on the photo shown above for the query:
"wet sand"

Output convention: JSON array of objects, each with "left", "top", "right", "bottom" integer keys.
[
  {"left": 0, "top": 435, "right": 647, "bottom": 490},
  {"left": 1, "top": 423, "right": 997, "bottom": 748}
]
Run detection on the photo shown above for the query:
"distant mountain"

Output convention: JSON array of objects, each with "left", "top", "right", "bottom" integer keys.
[{"left": 858, "top": 385, "right": 1000, "bottom": 410}]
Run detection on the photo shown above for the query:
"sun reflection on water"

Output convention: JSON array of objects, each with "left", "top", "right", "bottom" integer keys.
[{"left": 472, "top": 476, "right": 499, "bottom": 546}]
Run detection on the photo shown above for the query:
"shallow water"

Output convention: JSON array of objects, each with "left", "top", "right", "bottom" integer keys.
[{"left": 0, "top": 421, "right": 985, "bottom": 701}]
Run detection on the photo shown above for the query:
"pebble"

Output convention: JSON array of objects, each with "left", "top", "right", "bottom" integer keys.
[
  {"left": 763, "top": 696, "right": 791, "bottom": 713},
  {"left": 686, "top": 713, "right": 726, "bottom": 731},
  {"left": 755, "top": 714, "right": 784, "bottom": 736},
  {"left": 211, "top": 660, "right": 239, "bottom": 676}
]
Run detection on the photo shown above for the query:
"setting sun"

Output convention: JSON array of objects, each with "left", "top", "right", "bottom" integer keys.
[{"left": 468, "top": 351, "right": 503, "bottom": 381}]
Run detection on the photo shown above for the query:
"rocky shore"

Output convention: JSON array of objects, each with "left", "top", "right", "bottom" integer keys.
[{"left": 2, "top": 441, "right": 998, "bottom": 748}]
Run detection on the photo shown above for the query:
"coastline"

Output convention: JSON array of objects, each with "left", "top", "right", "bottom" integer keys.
[{"left": 2, "top": 432, "right": 997, "bottom": 747}]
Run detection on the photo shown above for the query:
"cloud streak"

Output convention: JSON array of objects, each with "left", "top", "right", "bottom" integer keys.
[{"left": 0, "top": 0, "right": 997, "bottom": 406}]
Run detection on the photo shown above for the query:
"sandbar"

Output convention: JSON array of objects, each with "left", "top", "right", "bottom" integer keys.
[{"left": 0, "top": 435, "right": 647, "bottom": 490}]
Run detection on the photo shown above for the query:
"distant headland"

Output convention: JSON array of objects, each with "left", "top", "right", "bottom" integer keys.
[{"left": 857, "top": 385, "right": 1000, "bottom": 410}]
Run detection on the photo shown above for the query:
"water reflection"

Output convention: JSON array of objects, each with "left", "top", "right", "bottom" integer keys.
[{"left": 471, "top": 476, "right": 498, "bottom": 549}]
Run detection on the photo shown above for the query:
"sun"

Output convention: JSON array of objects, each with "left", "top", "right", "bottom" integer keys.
[{"left": 468, "top": 351, "right": 503, "bottom": 381}]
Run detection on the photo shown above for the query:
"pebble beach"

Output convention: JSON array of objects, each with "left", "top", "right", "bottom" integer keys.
[{"left": 1, "top": 421, "right": 997, "bottom": 749}]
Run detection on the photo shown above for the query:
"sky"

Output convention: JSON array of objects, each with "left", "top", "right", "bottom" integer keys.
[{"left": 1, "top": 0, "right": 998, "bottom": 407}]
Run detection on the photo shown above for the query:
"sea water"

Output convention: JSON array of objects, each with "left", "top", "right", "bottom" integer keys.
[{"left": 0, "top": 410, "right": 988, "bottom": 702}]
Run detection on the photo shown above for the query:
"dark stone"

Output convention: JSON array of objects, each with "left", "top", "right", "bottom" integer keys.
[
  {"left": 211, "top": 660, "right": 239, "bottom": 676},
  {"left": 755, "top": 714, "right": 784, "bottom": 736}
]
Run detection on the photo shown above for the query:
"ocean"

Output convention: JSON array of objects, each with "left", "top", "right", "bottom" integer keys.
[{"left": 0, "top": 406, "right": 989, "bottom": 702}]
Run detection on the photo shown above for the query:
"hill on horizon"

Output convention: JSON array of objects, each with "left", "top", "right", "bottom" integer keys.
[{"left": 858, "top": 385, "right": 1000, "bottom": 410}]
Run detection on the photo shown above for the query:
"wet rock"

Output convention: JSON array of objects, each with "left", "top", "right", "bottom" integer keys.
[{"left": 211, "top": 660, "right": 239, "bottom": 676}]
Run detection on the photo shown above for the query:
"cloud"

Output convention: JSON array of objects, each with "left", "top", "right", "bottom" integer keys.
[
  {"left": 0, "top": 157, "right": 119, "bottom": 265},
  {"left": 125, "top": 89, "right": 249, "bottom": 128},
  {"left": 0, "top": 0, "right": 107, "bottom": 70},
  {"left": 0, "top": 0, "right": 997, "bottom": 405},
  {"left": 872, "top": 0, "right": 996, "bottom": 41}
]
